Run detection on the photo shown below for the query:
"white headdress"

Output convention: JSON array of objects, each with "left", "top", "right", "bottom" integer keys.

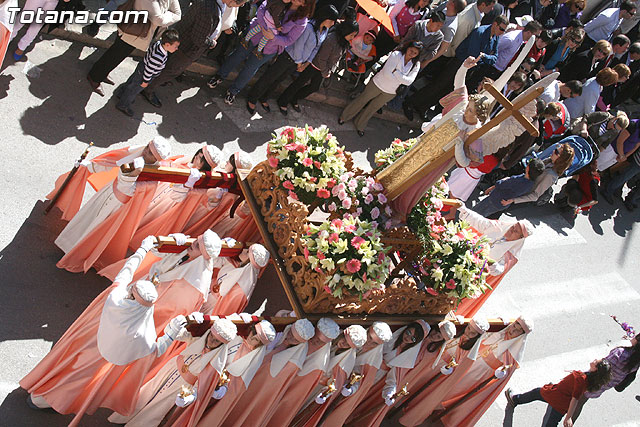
[
  {"left": 203, "top": 145, "right": 224, "bottom": 168},
  {"left": 292, "top": 318, "right": 315, "bottom": 342},
  {"left": 371, "top": 322, "right": 393, "bottom": 344},
  {"left": 211, "top": 318, "right": 238, "bottom": 343},
  {"left": 234, "top": 151, "right": 253, "bottom": 170},
  {"left": 438, "top": 320, "right": 457, "bottom": 341},
  {"left": 200, "top": 230, "right": 222, "bottom": 260},
  {"left": 345, "top": 325, "right": 367, "bottom": 348},
  {"left": 317, "top": 317, "right": 341, "bottom": 341},
  {"left": 249, "top": 244, "right": 270, "bottom": 268},
  {"left": 149, "top": 136, "right": 171, "bottom": 161},
  {"left": 469, "top": 317, "right": 490, "bottom": 335}
]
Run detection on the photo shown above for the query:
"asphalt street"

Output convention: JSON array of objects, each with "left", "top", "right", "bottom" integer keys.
[{"left": 0, "top": 34, "right": 639, "bottom": 427}]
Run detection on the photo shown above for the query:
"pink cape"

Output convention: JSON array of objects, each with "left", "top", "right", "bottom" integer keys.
[
  {"left": 19, "top": 282, "right": 156, "bottom": 427},
  {"left": 300, "top": 361, "right": 349, "bottom": 427},
  {"left": 170, "top": 343, "right": 254, "bottom": 427},
  {"left": 46, "top": 147, "right": 131, "bottom": 221},
  {"left": 211, "top": 284, "right": 249, "bottom": 317},
  {"left": 454, "top": 252, "right": 518, "bottom": 317},
  {"left": 56, "top": 182, "right": 158, "bottom": 273},
  {"left": 321, "top": 363, "right": 379, "bottom": 426},
  {"left": 398, "top": 347, "right": 475, "bottom": 427},
  {"left": 221, "top": 347, "right": 304, "bottom": 427}
]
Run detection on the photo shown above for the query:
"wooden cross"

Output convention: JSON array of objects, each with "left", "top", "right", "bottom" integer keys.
[{"left": 464, "top": 83, "right": 543, "bottom": 148}]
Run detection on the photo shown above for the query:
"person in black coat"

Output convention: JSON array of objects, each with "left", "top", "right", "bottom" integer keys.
[{"left": 559, "top": 39, "right": 611, "bottom": 83}]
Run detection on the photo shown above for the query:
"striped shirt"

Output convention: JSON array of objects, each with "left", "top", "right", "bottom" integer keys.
[{"left": 143, "top": 41, "right": 169, "bottom": 83}]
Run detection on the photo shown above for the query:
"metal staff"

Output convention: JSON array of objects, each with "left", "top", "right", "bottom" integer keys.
[
  {"left": 344, "top": 383, "right": 409, "bottom": 426},
  {"left": 44, "top": 142, "right": 93, "bottom": 214},
  {"left": 316, "top": 372, "right": 363, "bottom": 426},
  {"left": 289, "top": 378, "right": 337, "bottom": 427}
]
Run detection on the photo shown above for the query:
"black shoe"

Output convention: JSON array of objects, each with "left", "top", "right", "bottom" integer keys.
[
  {"left": 402, "top": 102, "right": 414, "bottom": 121},
  {"left": 260, "top": 102, "right": 271, "bottom": 112},
  {"left": 207, "top": 75, "right": 223, "bottom": 89},
  {"left": 142, "top": 91, "right": 162, "bottom": 108},
  {"left": 116, "top": 104, "right": 134, "bottom": 117},
  {"left": 246, "top": 101, "right": 256, "bottom": 115},
  {"left": 86, "top": 75, "right": 104, "bottom": 97},
  {"left": 357, "top": 130, "right": 365, "bottom": 137},
  {"left": 624, "top": 199, "right": 636, "bottom": 211},
  {"left": 278, "top": 106, "right": 288, "bottom": 116},
  {"left": 504, "top": 388, "right": 517, "bottom": 407},
  {"left": 26, "top": 395, "right": 42, "bottom": 410},
  {"left": 84, "top": 22, "right": 100, "bottom": 37},
  {"left": 377, "top": 108, "right": 383, "bottom": 115},
  {"left": 103, "top": 76, "right": 115, "bottom": 85},
  {"left": 291, "top": 104, "right": 301, "bottom": 113},
  {"left": 338, "top": 117, "right": 345, "bottom": 125}
]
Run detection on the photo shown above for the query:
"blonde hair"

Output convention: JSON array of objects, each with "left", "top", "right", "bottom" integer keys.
[
  {"left": 615, "top": 111, "right": 630, "bottom": 129},
  {"left": 592, "top": 40, "right": 612, "bottom": 56},
  {"left": 469, "top": 94, "right": 491, "bottom": 123},
  {"left": 613, "top": 63, "right": 631, "bottom": 79},
  {"left": 553, "top": 143, "right": 575, "bottom": 175}
]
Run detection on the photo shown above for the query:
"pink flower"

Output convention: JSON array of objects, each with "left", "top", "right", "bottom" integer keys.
[
  {"left": 371, "top": 221, "right": 378, "bottom": 229},
  {"left": 340, "top": 174, "right": 349, "bottom": 183},
  {"left": 317, "top": 251, "right": 325, "bottom": 260},
  {"left": 329, "top": 233, "right": 340, "bottom": 243},
  {"left": 331, "top": 219, "right": 343, "bottom": 229},
  {"left": 446, "top": 279, "right": 456, "bottom": 289},
  {"left": 361, "top": 186, "right": 370, "bottom": 196},
  {"left": 309, "top": 176, "right": 317, "bottom": 183},
  {"left": 426, "top": 287, "right": 439, "bottom": 296},
  {"left": 317, "top": 188, "right": 330, "bottom": 198},
  {"left": 377, "top": 193, "right": 388, "bottom": 204},
  {"left": 328, "top": 202, "right": 337, "bottom": 212},
  {"left": 431, "top": 197, "right": 444, "bottom": 210},
  {"left": 285, "top": 143, "right": 297, "bottom": 151},
  {"left": 385, "top": 206, "right": 393, "bottom": 216},
  {"left": 373, "top": 182, "right": 384, "bottom": 192},
  {"left": 348, "top": 179, "right": 358, "bottom": 190},
  {"left": 327, "top": 179, "right": 336, "bottom": 188},
  {"left": 288, "top": 191, "right": 298, "bottom": 200},
  {"left": 303, "top": 247, "right": 310, "bottom": 260},
  {"left": 302, "top": 157, "right": 313, "bottom": 167},
  {"left": 371, "top": 207, "right": 380, "bottom": 220},
  {"left": 268, "top": 157, "right": 279, "bottom": 168},
  {"left": 355, "top": 207, "right": 363, "bottom": 216},
  {"left": 385, "top": 220, "right": 393, "bottom": 230},
  {"left": 364, "top": 194, "right": 374, "bottom": 205},
  {"left": 314, "top": 161, "right": 322, "bottom": 169},
  {"left": 295, "top": 144, "right": 306, "bottom": 153},
  {"left": 342, "top": 198, "right": 352, "bottom": 209},
  {"left": 378, "top": 252, "right": 386, "bottom": 263},
  {"left": 283, "top": 180, "right": 295, "bottom": 190},
  {"left": 338, "top": 190, "right": 348, "bottom": 201},
  {"left": 346, "top": 259, "right": 362, "bottom": 273},
  {"left": 344, "top": 224, "right": 356, "bottom": 232},
  {"left": 351, "top": 236, "right": 366, "bottom": 249},
  {"left": 324, "top": 286, "right": 333, "bottom": 294}
]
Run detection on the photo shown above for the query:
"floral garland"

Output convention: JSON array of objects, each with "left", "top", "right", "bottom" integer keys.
[
  {"left": 302, "top": 215, "right": 391, "bottom": 298},
  {"left": 267, "top": 125, "right": 347, "bottom": 205},
  {"left": 373, "top": 137, "right": 417, "bottom": 172},
  {"left": 327, "top": 172, "right": 394, "bottom": 229}
]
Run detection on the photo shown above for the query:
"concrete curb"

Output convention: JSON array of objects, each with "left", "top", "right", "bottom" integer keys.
[{"left": 49, "top": 27, "right": 417, "bottom": 127}]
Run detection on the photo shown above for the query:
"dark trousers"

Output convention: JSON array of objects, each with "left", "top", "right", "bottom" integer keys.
[
  {"left": 117, "top": 61, "right": 145, "bottom": 108},
  {"left": 554, "top": 178, "right": 584, "bottom": 207},
  {"left": 406, "top": 56, "right": 460, "bottom": 116},
  {"left": 145, "top": 48, "right": 202, "bottom": 93},
  {"left": 277, "top": 65, "right": 323, "bottom": 107},
  {"left": 248, "top": 51, "right": 297, "bottom": 104},
  {"left": 513, "top": 388, "right": 565, "bottom": 426},
  {"left": 88, "top": 34, "right": 136, "bottom": 83}
]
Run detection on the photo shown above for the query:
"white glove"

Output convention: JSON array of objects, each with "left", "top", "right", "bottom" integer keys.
[
  {"left": 185, "top": 168, "right": 202, "bottom": 188},
  {"left": 175, "top": 387, "right": 197, "bottom": 407},
  {"left": 166, "top": 315, "right": 187, "bottom": 338},
  {"left": 384, "top": 397, "right": 395, "bottom": 406},
  {"left": 189, "top": 311, "right": 205, "bottom": 324},
  {"left": 168, "top": 233, "right": 189, "bottom": 246},
  {"left": 155, "top": 334, "right": 174, "bottom": 356},
  {"left": 212, "top": 385, "right": 227, "bottom": 400},
  {"left": 488, "top": 261, "right": 504, "bottom": 276},
  {"left": 133, "top": 157, "right": 145, "bottom": 169},
  {"left": 140, "top": 235, "right": 158, "bottom": 252},
  {"left": 222, "top": 237, "right": 237, "bottom": 247},
  {"left": 315, "top": 394, "right": 327, "bottom": 405},
  {"left": 74, "top": 159, "right": 92, "bottom": 168},
  {"left": 341, "top": 386, "right": 353, "bottom": 397},
  {"left": 383, "top": 388, "right": 395, "bottom": 401},
  {"left": 239, "top": 313, "right": 253, "bottom": 323}
]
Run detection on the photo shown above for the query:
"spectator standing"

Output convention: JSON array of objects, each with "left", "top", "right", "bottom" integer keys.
[
  {"left": 580, "top": 0, "right": 637, "bottom": 52},
  {"left": 87, "top": 0, "right": 181, "bottom": 96},
  {"left": 563, "top": 67, "right": 618, "bottom": 119},
  {"left": 600, "top": 120, "right": 640, "bottom": 203},
  {"left": 492, "top": 20, "right": 543, "bottom": 76},
  {"left": 115, "top": 30, "right": 180, "bottom": 116},
  {"left": 9, "top": 0, "right": 61, "bottom": 60},
  {"left": 559, "top": 39, "right": 611, "bottom": 83},
  {"left": 552, "top": 0, "right": 584, "bottom": 29},
  {"left": 277, "top": 19, "right": 359, "bottom": 115},
  {"left": 375, "top": 0, "right": 431, "bottom": 60},
  {"left": 400, "top": 11, "right": 445, "bottom": 67},
  {"left": 340, "top": 41, "right": 422, "bottom": 136},
  {"left": 541, "top": 26, "right": 584, "bottom": 72},
  {"left": 245, "top": 5, "right": 338, "bottom": 114}
]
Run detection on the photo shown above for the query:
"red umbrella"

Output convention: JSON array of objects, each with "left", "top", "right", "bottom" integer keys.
[{"left": 356, "top": 0, "right": 394, "bottom": 34}]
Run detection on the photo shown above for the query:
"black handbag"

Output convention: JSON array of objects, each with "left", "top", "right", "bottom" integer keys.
[{"left": 615, "top": 371, "right": 637, "bottom": 392}]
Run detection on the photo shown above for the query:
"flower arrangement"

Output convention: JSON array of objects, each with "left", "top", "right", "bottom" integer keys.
[
  {"left": 327, "top": 172, "right": 394, "bottom": 229},
  {"left": 611, "top": 315, "right": 636, "bottom": 339},
  {"left": 373, "top": 137, "right": 418, "bottom": 172},
  {"left": 302, "top": 214, "right": 391, "bottom": 298},
  {"left": 406, "top": 177, "right": 449, "bottom": 236},
  {"left": 412, "top": 220, "right": 492, "bottom": 301},
  {"left": 267, "top": 125, "right": 348, "bottom": 205}
]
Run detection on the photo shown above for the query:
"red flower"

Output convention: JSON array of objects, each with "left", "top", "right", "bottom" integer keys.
[
  {"left": 268, "top": 157, "right": 279, "bottom": 168},
  {"left": 426, "top": 287, "right": 439, "bottom": 296},
  {"left": 329, "top": 233, "right": 340, "bottom": 243},
  {"left": 331, "top": 219, "right": 343, "bottom": 229},
  {"left": 302, "top": 157, "right": 313, "bottom": 167},
  {"left": 316, "top": 251, "right": 325, "bottom": 260},
  {"left": 288, "top": 191, "right": 298, "bottom": 200},
  {"left": 284, "top": 143, "right": 297, "bottom": 151},
  {"left": 351, "top": 236, "right": 366, "bottom": 249},
  {"left": 317, "top": 188, "right": 330, "bottom": 198},
  {"left": 327, "top": 179, "right": 336, "bottom": 188},
  {"left": 295, "top": 144, "right": 306, "bottom": 153},
  {"left": 303, "top": 247, "right": 310, "bottom": 260},
  {"left": 314, "top": 161, "right": 322, "bottom": 169},
  {"left": 283, "top": 180, "right": 295, "bottom": 190},
  {"left": 346, "top": 259, "right": 362, "bottom": 273},
  {"left": 446, "top": 279, "right": 456, "bottom": 289}
]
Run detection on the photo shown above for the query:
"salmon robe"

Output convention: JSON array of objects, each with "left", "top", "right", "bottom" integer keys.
[
  {"left": 299, "top": 346, "right": 358, "bottom": 427},
  {"left": 220, "top": 337, "right": 309, "bottom": 427},
  {"left": 189, "top": 338, "right": 269, "bottom": 427},
  {"left": 19, "top": 248, "right": 160, "bottom": 427},
  {"left": 398, "top": 332, "right": 486, "bottom": 426},
  {"left": 320, "top": 343, "right": 386, "bottom": 426},
  {"left": 203, "top": 258, "right": 260, "bottom": 317},
  {"left": 455, "top": 207, "right": 527, "bottom": 317},
  {"left": 439, "top": 329, "right": 528, "bottom": 426},
  {"left": 263, "top": 340, "right": 332, "bottom": 426}
]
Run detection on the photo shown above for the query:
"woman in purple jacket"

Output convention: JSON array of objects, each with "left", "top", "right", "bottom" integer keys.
[{"left": 207, "top": 0, "right": 315, "bottom": 105}]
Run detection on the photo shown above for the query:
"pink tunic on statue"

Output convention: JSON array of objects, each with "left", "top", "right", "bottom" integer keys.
[
  {"left": 398, "top": 339, "right": 481, "bottom": 427},
  {"left": 263, "top": 341, "right": 331, "bottom": 427},
  {"left": 321, "top": 345, "right": 385, "bottom": 427},
  {"left": 19, "top": 281, "right": 157, "bottom": 427},
  {"left": 221, "top": 341, "right": 308, "bottom": 427}
]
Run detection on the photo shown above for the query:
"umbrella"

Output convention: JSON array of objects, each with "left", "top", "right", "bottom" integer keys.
[{"left": 356, "top": 0, "right": 394, "bottom": 34}]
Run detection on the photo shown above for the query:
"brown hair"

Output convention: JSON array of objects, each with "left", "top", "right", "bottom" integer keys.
[
  {"left": 613, "top": 63, "right": 631, "bottom": 79},
  {"left": 595, "top": 67, "right": 619, "bottom": 86},
  {"left": 469, "top": 94, "right": 491, "bottom": 123},
  {"left": 592, "top": 39, "right": 612, "bottom": 56},
  {"left": 543, "top": 102, "right": 562, "bottom": 117},
  {"left": 291, "top": 0, "right": 315, "bottom": 20},
  {"left": 568, "top": 0, "right": 586, "bottom": 9},
  {"left": 553, "top": 143, "right": 575, "bottom": 175},
  {"left": 562, "top": 26, "right": 585, "bottom": 45}
]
